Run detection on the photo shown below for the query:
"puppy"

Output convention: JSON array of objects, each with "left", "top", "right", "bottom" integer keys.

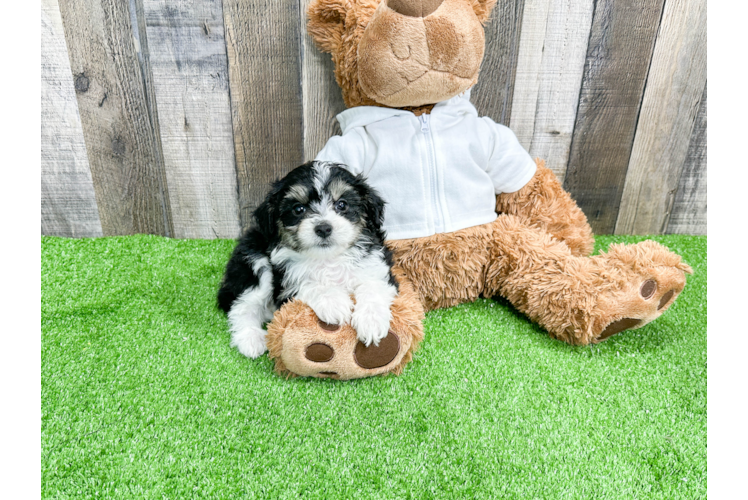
[{"left": 217, "top": 161, "right": 399, "bottom": 358}]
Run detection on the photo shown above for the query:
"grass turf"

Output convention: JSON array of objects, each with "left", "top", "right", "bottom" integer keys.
[{"left": 41, "top": 234, "right": 706, "bottom": 499}]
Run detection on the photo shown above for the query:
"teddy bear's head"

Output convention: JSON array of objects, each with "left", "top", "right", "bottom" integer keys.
[{"left": 308, "top": 0, "right": 497, "bottom": 109}]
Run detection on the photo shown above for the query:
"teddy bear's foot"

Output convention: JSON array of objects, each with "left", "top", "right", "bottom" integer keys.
[
  {"left": 265, "top": 269, "right": 425, "bottom": 380},
  {"left": 484, "top": 216, "right": 692, "bottom": 346},
  {"left": 595, "top": 275, "right": 684, "bottom": 342},
  {"left": 268, "top": 307, "right": 407, "bottom": 379},
  {"left": 589, "top": 241, "right": 693, "bottom": 343}
]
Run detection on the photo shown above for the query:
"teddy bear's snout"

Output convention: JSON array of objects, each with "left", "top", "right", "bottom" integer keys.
[{"left": 387, "top": 0, "right": 445, "bottom": 18}]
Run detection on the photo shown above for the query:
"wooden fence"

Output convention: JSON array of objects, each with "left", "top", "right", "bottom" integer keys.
[{"left": 41, "top": 0, "right": 707, "bottom": 238}]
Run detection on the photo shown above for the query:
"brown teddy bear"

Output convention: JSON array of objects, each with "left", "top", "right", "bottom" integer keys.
[{"left": 264, "top": 0, "right": 692, "bottom": 380}]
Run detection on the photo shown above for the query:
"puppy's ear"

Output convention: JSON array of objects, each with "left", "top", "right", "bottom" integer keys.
[
  {"left": 307, "top": 0, "right": 348, "bottom": 54},
  {"left": 253, "top": 200, "right": 275, "bottom": 241},
  {"left": 357, "top": 178, "right": 387, "bottom": 234},
  {"left": 253, "top": 180, "right": 284, "bottom": 241}
]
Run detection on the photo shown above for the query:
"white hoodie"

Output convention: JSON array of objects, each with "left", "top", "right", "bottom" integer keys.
[{"left": 315, "top": 89, "right": 536, "bottom": 240}]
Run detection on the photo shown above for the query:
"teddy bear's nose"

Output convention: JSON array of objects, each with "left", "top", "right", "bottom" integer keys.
[{"left": 387, "top": 0, "right": 444, "bottom": 18}]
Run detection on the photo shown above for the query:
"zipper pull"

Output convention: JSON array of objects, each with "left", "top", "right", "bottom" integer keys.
[{"left": 419, "top": 114, "right": 429, "bottom": 133}]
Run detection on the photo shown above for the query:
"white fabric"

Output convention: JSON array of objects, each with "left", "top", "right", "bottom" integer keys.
[{"left": 315, "top": 89, "right": 537, "bottom": 240}]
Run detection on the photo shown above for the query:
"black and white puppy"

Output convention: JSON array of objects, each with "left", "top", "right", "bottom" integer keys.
[{"left": 217, "top": 161, "right": 399, "bottom": 358}]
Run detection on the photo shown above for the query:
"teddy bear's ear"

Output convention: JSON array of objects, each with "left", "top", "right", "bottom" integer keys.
[
  {"left": 471, "top": 0, "right": 498, "bottom": 24},
  {"left": 307, "top": 0, "right": 348, "bottom": 54}
]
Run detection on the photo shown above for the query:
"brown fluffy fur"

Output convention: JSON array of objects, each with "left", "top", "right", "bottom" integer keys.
[
  {"left": 495, "top": 160, "right": 595, "bottom": 257},
  {"left": 388, "top": 210, "right": 690, "bottom": 345},
  {"left": 356, "top": 0, "right": 486, "bottom": 107},
  {"left": 260, "top": 0, "right": 692, "bottom": 379},
  {"left": 307, "top": 0, "right": 497, "bottom": 109}
]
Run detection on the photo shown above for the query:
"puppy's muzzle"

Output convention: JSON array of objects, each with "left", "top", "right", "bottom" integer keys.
[{"left": 314, "top": 223, "right": 333, "bottom": 239}]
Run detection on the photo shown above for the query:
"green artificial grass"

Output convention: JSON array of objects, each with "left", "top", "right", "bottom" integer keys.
[{"left": 41, "top": 234, "right": 706, "bottom": 499}]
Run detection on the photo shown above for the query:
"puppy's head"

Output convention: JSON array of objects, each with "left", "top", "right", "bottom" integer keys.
[{"left": 255, "top": 161, "right": 386, "bottom": 256}]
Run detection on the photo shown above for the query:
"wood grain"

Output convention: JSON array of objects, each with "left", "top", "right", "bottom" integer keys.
[
  {"left": 58, "top": 0, "right": 173, "bottom": 236},
  {"left": 563, "top": 0, "right": 665, "bottom": 235},
  {"left": 43, "top": 0, "right": 708, "bottom": 237},
  {"left": 509, "top": 0, "right": 594, "bottom": 182},
  {"left": 470, "top": 0, "right": 525, "bottom": 125},
  {"left": 141, "top": 0, "right": 241, "bottom": 239},
  {"left": 300, "top": 0, "right": 347, "bottom": 161},
  {"left": 667, "top": 84, "right": 707, "bottom": 235},
  {"left": 223, "top": 0, "right": 304, "bottom": 229},
  {"left": 41, "top": 0, "right": 103, "bottom": 237},
  {"left": 615, "top": 0, "right": 707, "bottom": 235}
]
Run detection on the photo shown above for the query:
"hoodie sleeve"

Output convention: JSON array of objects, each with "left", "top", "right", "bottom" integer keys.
[
  {"left": 314, "top": 129, "right": 368, "bottom": 176},
  {"left": 482, "top": 117, "right": 537, "bottom": 194}
]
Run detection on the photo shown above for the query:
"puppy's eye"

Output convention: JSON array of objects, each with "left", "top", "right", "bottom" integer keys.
[
  {"left": 292, "top": 204, "right": 306, "bottom": 216},
  {"left": 334, "top": 200, "right": 348, "bottom": 213}
]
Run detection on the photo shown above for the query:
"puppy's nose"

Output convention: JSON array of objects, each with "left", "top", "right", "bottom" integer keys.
[
  {"left": 387, "top": 0, "right": 444, "bottom": 18},
  {"left": 314, "top": 223, "right": 333, "bottom": 239}
]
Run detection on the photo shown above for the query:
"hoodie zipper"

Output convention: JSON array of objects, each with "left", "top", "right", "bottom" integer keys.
[{"left": 419, "top": 114, "right": 445, "bottom": 233}]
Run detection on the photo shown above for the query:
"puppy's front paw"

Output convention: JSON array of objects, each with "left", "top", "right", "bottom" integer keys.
[
  {"left": 230, "top": 326, "right": 268, "bottom": 358},
  {"left": 352, "top": 303, "right": 392, "bottom": 347},
  {"left": 311, "top": 294, "right": 353, "bottom": 326}
]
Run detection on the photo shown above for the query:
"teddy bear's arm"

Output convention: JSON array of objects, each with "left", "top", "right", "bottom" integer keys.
[
  {"left": 473, "top": 117, "right": 593, "bottom": 256},
  {"left": 495, "top": 160, "right": 595, "bottom": 257}
]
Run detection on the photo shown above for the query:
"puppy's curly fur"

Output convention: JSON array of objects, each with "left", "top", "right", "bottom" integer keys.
[{"left": 218, "top": 161, "right": 398, "bottom": 358}]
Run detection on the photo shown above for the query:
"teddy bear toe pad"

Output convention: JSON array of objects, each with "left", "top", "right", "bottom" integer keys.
[
  {"left": 305, "top": 343, "right": 335, "bottom": 362},
  {"left": 317, "top": 320, "right": 341, "bottom": 332},
  {"left": 594, "top": 266, "right": 687, "bottom": 343},
  {"left": 354, "top": 331, "right": 400, "bottom": 369}
]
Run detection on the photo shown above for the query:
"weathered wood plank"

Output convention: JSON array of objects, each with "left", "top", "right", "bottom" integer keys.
[
  {"left": 509, "top": 0, "right": 594, "bottom": 182},
  {"left": 563, "top": 0, "right": 666, "bottom": 235},
  {"left": 58, "top": 0, "right": 173, "bottom": 236},
  {"left": 507, "top": 0, "right": 551, "bottom": 145},
  {"left": 667, "top": 84, "right": 707, "bottom": 235},
  {"left": 41, "top": 0, "right": 103, "bottom": 237},
  {"left": 223, "top": 0, "right": 304, "bottom": 229},
  {"left": 471, "top": 0, "right": 525, "bottom": 125},
  {"left": 615, "top": 0, "right": 707, "bottom": 235},
  {"left": 300, "top": 0, "right": 346, "bottom": 162},
  {"left": 141, "top": 0, "right": 241, "bottom": 239}
]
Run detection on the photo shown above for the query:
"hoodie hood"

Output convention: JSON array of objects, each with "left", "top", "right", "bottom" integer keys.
[{"left": 336, "top": 89, "right": 476, "bottom": 134}]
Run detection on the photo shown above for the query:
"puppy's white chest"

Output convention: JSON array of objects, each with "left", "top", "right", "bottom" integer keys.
[
  {"left": 295, "top": 259, "right": 357, "bottom": 289},
  {"left": 270, "top": 247, "right": 364, "bottom": 300}
]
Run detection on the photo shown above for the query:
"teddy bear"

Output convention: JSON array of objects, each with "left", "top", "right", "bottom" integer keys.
[{"left": 262, "top": 0, "right": 692, "bottom": 380}]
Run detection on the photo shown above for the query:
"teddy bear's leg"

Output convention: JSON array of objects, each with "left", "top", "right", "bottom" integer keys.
[
  {"left": 483, "top": 215, "right": 692, "bottom": 345},
  {"left": 265, "top": 268, "right": 425, "bottom": 380},
  {"left": 387, "top": 223, "right": 495, "bottom": 311},
  {"left": 495, "top": 159, "right": 595, "bottom": 257}
]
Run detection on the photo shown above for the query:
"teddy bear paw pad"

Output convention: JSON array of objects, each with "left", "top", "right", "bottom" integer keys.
[
  {"left": 305, "top": 343, "right": 335, "bottom": 362},
  {"left": 354, "top": 331, "right": 400, "bottom": 369},
  {"left": 594, "top": 274, "right": 684, "bottom": 343},
  {"left": 598, "top": 318, "right": 642, "bottom": 341},
  {"left": 318, "top": 320, "right": 341, "bottom": 332},
  {"left": 658, "top": 289, "right": 675, "bottom": 310},
  {"left": 639, "top": 279, "right": 678, "bottom": 310}
]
